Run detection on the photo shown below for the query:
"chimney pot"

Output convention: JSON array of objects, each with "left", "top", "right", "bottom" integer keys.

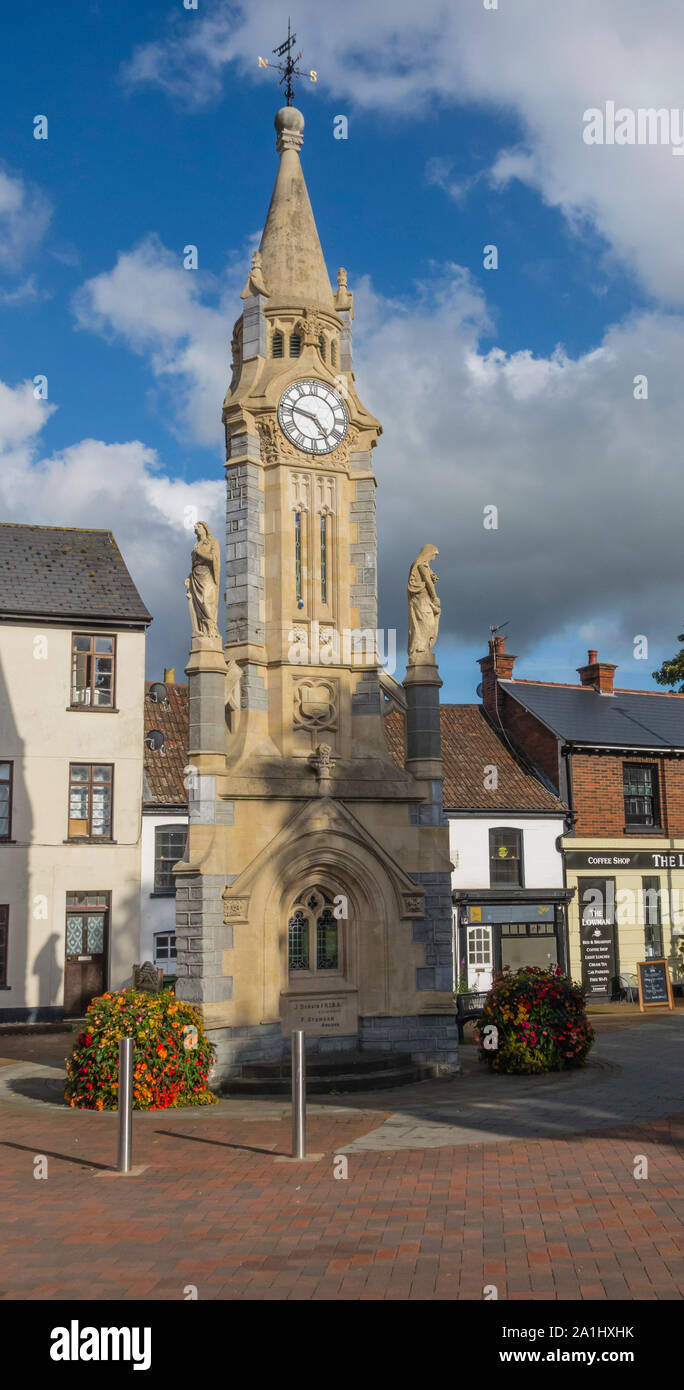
[
  {"left": 163, "top": 667, "right": 175, "bottom": 684},
  {"left": 588, "top": 649, "right": 597, "bottom": 664}
]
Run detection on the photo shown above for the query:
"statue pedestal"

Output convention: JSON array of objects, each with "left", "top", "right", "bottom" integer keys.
[
  {"left": 403, "top": 660, "right": 443, "bottom": 782},
  {"left": 185, "top": 637, "right": 228, "bottom": 773}
]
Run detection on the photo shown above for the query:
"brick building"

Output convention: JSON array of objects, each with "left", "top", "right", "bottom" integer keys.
[{"left": 477, "top": 636, "right": 684, "bottom": 998}]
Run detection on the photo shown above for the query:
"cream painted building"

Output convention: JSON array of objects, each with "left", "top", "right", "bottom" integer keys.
[
  {"left": 0, "top": 524, "right": 151, "bottom": 1020},
  {"left": 173, "top": 104, "right": 457, "bottom": 1083}
]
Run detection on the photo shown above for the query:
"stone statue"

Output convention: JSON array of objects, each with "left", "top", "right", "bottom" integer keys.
[
  {"left": 407, "top": 545, "right": 441, "bottom": 663},
  {"left": 185, "top": 521, "right": 220, "bottom": 642}
]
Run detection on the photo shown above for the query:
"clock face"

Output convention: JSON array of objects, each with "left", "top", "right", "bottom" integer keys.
[{"left": 277, "top": 379, "right": 349, "bottom": 454}]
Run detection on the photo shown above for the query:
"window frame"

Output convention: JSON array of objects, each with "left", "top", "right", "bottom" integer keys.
[
  {"left": 67, "top": 763, "right": 114, "bottom": 841},
  {"left": 153, "top": 823, "right": 188, "bottom": 894},
  {"left": 0, "top": 761, "right": 13, "bottom": 841},
  {"left": 154, "top": 930, "right": 177, "bottom": 966},
  {"left": 69, "top": 632, "right": 117, "bottom": 711},
  {"left": 488, "top": 826, "right": 524, "bottom": 888},
  {"left": 623, "top": 762, "right": 661, "bottom": 829},
  {"left": 287, "top": 887, "right": 343, "bottom": 979},
  {"left": 0, "top": 905, "right": 8, "bottom": 988}
]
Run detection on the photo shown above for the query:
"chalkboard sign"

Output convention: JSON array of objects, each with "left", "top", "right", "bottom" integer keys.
[{"left": 636, "top": 959, "right": 674, "bottom": 1012}]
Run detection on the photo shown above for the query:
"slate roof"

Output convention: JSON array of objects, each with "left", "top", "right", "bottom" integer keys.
[
  {"left": 500, "top": 680, "right": 684, "bottom": 749},
  {"left": 143, "top": 682, "right": 189, "bottom": 806},
  {"left": 0, "top": 524, "right": 151, "bottom": 624},
  {"left": 384, "top": 705, "right": 565, "bottom": 812}
]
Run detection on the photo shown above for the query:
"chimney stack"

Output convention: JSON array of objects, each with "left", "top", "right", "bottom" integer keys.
[
  {"left": 478, "top": 633, "right": 516, "bottom": 712},
  {"left": 164, "top": 667, "right": 175, "bottom": 685},
  {"left": 577, "top": 649, "right": 616, "bottom": 695}
]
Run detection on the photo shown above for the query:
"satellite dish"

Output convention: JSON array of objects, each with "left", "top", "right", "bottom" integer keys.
[
  {"left": 149, "top": 682, "right": 169, "bottom": 704},
  {"left": 145, "top": 729, "right": 166, "bottom": 755},
  {"left": 476, "top": 682, "right": 483, "bottom": 699}
]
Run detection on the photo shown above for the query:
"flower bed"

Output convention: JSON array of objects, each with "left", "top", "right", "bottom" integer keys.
[
  {"left": 65, "top": 988, "right": 217, "bottom": 1110},
  {"left": 477, "top": 965, "right": 594, "bottom": 1074}
]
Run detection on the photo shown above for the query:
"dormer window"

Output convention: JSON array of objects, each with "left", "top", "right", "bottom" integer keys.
[
  {"left": 272, "top": 330, "right": 284, "bottom": 358},
  {"left": 289, "top": 333, "right": 301, "bottom": 357},
  {"left": 318, "top": 334, "right": 326, "bottom": 361}
]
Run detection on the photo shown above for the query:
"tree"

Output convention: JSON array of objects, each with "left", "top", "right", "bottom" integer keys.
[{"left": 652, "top": 630, "right": 684, "bottom": 691}]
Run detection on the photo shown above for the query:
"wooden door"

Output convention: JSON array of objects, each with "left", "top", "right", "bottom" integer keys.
[{"left": 64, "top": 904, "right": 107, "bottom": 1017}]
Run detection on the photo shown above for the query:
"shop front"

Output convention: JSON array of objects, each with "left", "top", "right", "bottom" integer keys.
[
  {"left": 453, "top": 890, "right": 573, "bottom": 992},
  {"left": 564, "top": 842, "right": 684, "bottom": 1000}
]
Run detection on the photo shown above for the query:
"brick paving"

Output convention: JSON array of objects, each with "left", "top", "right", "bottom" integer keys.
[{"left": 0, "top": 1092, "right": 682, "bottom": 1300}]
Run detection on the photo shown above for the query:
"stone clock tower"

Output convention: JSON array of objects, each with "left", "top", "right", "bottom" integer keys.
[{"left": 174, "top": 105, "right": 457, "bottom": 1082}]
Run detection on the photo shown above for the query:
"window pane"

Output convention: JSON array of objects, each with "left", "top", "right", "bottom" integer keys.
[
  {"left": 66, "top": 916, "right": 83, "bottom": 953},
  {"left": 93, "top": 765, "right": 112, "bottom": 782},
  {"left": 70, "top": 765, "right": 88, "bottom": 782},
  {"left": 91, "top": 787, "right": 111, "bottom": 837},
  {"left": 86, "top": 915, "right": 104, "bottom": 952},
  {"left": 154, "top": 827, "right": 187, "bottom": 889},
  {"left": 288, "top": 910, "right": 309, "bottom": 970},
  {"left": 95, "top": 637, "right": 114, "bottom": 653},
  {"left": 0, "top": 763, "right": 10, "bottom": 778},
  {"left": 316, "top": 908, "right": 338, "bottom": 970},
  {"left": 73, "top": 635, "right": 92, "bottom": 652}
]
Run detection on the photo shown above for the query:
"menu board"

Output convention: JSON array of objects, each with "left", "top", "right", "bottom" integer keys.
[
  {"left": 578, "top": 876, "right": 617, "bottom": 1000},
  {"left": 636, "top": 959, "right": 674, "bottom": 1012}
]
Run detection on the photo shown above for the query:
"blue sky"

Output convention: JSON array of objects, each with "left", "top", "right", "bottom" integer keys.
[{"left": 2, "top": 0, "right": 683, "bottom": 699}]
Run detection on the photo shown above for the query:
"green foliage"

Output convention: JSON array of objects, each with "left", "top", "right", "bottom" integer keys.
[
  {"left": 652, "top": 630, "right": 684, "bottom": 691},
  {"left": 477, "top": 965, "right": 595, "bottom": 1075},
  {"left": 65, "top": 988, "right": 217, "bottom": 1110}
]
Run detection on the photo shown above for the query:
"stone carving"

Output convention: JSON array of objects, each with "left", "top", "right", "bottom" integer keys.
[
  {"left": 133, "top": 961, "right": 164, "bottom": 992},
  {"left": 289, "top": 470, "right": 311, "bottom": 512},
  {"left": 225, "top": 658, "right": 243, "bottom": 712},
  {"left": 294, "top": 678, "right": 338, "bottom": 730},
  {"left": 309, "top": 742, "right": 336, "bottom": 792},
  {"left": 257, "top": 416, "right": 299, "bottom": 463},
  {"left": 401, "top": 892, "right": 425, "bottom": 919},
  {"left": 315, "top": 474, "right": 336, "bottom": 513},
  {"left": 221, "top": 890, "right": 250, "bottom": 923},
  {"left": 186, "top": 522, "right": 221, "bottom": 642},
  {"left": 295, "top": 308, "right": 323, "bottom": 348},
  {"left": 407, "top": 544, "right": 441, "bottom": 664},
  {"left": 240, "top": 249, "right": 269, "bottom": 299}
]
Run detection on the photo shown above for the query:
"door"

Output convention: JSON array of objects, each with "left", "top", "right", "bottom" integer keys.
[
  {"left": 64, "top": 892, "right": 109, "bottom": 1017},
  {"left": 466, "top": 924, "right": 493, "bottom": 992}
]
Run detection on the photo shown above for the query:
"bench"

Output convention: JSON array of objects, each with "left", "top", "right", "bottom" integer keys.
[{"left": 456, "top": 990, "right": 488, "bottom": 1042}]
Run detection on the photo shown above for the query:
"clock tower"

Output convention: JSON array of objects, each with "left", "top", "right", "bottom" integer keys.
[{"left": 174, "top": 105, "right": 457, "bottom": 1083}]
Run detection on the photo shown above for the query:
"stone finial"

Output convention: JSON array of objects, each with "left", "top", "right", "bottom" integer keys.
[
  {"left": 275, "top": 104, "right": 304, "bottom": 153},
  {"left": 309, "top": 742, "right": 337, "bottom": 794},
  {"left": 240, "top": 249, "right": 269, "bottom": 300},
  {"left": 334, "top": 266, "right": 354, "bottom": 314}
]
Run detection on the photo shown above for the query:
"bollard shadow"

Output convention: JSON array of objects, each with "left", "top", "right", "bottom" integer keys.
[
  {"left": 154, "top": 1128, "right": 287, "bottom": 1157},
  {"left": 0, "top": 1140, "right": 113, "bottom": 1171}
]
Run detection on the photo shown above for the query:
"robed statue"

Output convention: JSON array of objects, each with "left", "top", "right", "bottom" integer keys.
[
  {"left": 185, "top": 521, "right": 220, "bottom": 642},
  {"left": 407, "top": 544, "right": 441, "bottom": 663}
]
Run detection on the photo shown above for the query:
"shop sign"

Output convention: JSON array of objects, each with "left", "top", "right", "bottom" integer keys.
[{"left": 565, "top": 849, "right": 684, "bottom": 870}]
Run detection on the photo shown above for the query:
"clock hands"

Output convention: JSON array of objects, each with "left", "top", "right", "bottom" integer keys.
[{"left": 293, "top": 402, "right": 333, "bottom": 437}]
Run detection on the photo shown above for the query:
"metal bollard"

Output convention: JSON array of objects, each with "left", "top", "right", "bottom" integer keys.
[
  {"left": 117, "top": 1036, "right": 134, "bottom": 1173},
  {"left": 291, "top": 1029, "right": 306, "bottom": 1159}
]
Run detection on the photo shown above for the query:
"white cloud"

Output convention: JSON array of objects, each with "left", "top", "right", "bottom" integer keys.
[
  {"left": 0, "top": 167, "right": 51, "bottom": 272},
  {"left": 68, "top": 222, "right": 684, "bottom": 666},
  {"left": 0, "top": 378, "right": 223, "bottom": 677},
  {"left": 122, "top": 0, "right": 684, "bottom": 305},
  {"left": 73, "top": 235, "right": 239, "bottom": 447}
]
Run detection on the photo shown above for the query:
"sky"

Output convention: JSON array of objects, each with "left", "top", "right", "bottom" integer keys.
[{"left": 2, "top": 0, "right": 684, "bottom": 699}]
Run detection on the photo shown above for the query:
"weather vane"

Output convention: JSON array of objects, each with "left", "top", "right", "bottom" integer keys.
[{"left": 257, "top": 18, "right": 317, "bottom": 106}]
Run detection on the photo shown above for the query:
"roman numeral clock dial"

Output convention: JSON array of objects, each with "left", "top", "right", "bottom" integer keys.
[{"left": 277, "top": 379, "right": 349, "bottom": 454}]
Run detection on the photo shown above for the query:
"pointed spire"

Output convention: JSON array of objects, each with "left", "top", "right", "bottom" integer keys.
[{"left": 258, "top": 107, "right": 335, "bottom": 313}]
